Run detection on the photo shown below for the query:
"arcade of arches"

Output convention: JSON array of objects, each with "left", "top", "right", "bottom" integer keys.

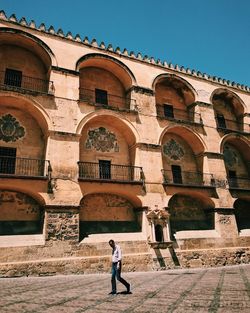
[{"left": 0, "top": 15, "right": 250, "bottom": 275}]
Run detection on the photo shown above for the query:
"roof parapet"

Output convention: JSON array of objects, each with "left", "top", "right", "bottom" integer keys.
[{"left": 0, "top": 10, "right": 249, "bottom": 92}]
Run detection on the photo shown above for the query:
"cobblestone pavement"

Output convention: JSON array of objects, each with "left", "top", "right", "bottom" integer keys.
[{"left": 1, "top": 264, "right": 250, "bottom": 313}]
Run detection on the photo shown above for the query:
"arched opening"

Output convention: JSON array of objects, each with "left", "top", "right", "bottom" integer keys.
[
  {"left": 168, "top": 193, "right": 215, "bottom": 240},
  {"left": 222, "top": 136, "right": 250, "bottom": 189},
  {"left": 234, "top": 198, "right": 250, "bottom": 233},
  {"left": 160, "top": 127, "right": 207, "bottom": 186},
  {"left": 0, "top": 190, "right": 44, "bottom": 235},
  {"left": 0, "top": 28, "right": 54, "bottom": 93},
  {"left": 0, "top": 96, "right": 49, "bottom": 177},
  {"left": 153, "top": 75, "right": 197, "bottom": 123},
  {"left": 78, "top": 114, "right": 141, "bottom": 182},
  {"left": 79, "top": 193, "right": 141, "bottom": 240},
  {"left": 212, "top": 89, "right": 245, "bottom": 132},
  {"left": 77, "top": 54, "right": 135, "bottom": 110}
]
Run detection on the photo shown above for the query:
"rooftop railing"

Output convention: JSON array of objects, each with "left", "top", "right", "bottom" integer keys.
[
  {"left": 78, "top": 161, "right": 144, "bottom": 183},
  {"left": 156, "top": 105, "right": 202, "bottom": 124},
  {"left": 0, "top": 71, "right": 54, "bottom": 94},
  {"left": 79, "top": 88, "right": 137, "bottom": 111},
  {"left": 0, "top": 156, "right": 51, "bottom": 177},
  {"left": 162, "top": 170, "right": 214, "bottom": 187}
]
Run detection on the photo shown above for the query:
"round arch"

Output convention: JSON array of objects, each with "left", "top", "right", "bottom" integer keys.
[
  {"left": 152, "top": 73, "right": 197, "bottom": 102},
  {"left": 79, "top": 192, "right": 142, "bottom": 239},
  {"left": 0, "top": 27, "right": 57, "bottom": 68},
  {"left": 0, "top": 183, "right": 46, "bottom": 205},
  {"left": 0, "top": 93, "right": 52, "bottom": 135},
  {"left": 220, "top": 133, "right": 250, "bottom": 164},
  {"left": 167, "top": 191, "right": 215, "bottom": 208},
  {"left": 0, "top": 188, "right": 45, "bottom": 236},
  {"left": 167, "top": 192, "right": 215, "bottom": 238},
  {"left": 76, "top": 110, "right": 139, "bottom": 145},
  {"left": 211, "top": 88, "right": 246, "bottom": 117},
  {"left": 76, "top": 53, "right": 136, "bottom": 90},
  {"left": 159, "top": 125, "right": 206, "bottom": 155}
]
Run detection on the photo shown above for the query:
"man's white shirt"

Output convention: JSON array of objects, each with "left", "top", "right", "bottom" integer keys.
[{"left": 112, "top": 244, "right": 122, "bottom": 263}]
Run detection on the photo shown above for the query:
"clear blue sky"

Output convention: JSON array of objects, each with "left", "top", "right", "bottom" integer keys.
[{"left": 1, "top": 0, "right": 250, "bottom": 86}]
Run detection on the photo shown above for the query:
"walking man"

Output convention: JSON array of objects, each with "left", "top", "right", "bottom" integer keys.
[{"left": 108, "top": 239, "right": 131, "bottom": 295}]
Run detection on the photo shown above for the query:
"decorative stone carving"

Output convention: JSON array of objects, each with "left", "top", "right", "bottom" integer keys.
[
  {"left": 146, "top": 207, "right": 170, "bottom": 220},
  {"left": 163, "top": 139, "right": 184, "bottom": 160},
  {"left": 85, "top": 127, "right": 119, "bottom": 152},
  {"left": 223, "top": 145, "right": 238, "bottom": 168},
  {"left": 0, "top": 114, "right": 25, "bottom": 142},
  {"left": 219, "top": 215, "right": 231, "bottom": 225}
]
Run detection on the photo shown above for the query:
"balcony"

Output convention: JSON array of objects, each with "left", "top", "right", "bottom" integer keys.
[
  {"left": 78, "top": 161, "right": 144, "bottom": 183},
  {"left": 216, "top": 117, "right": 249, "bottom": 134},
  {"left": 0, "top": 70, "right": 54, "bottom": 95},
  {"left": 79, "top": 88, "right": 137, "bottom": 112},
  {"left": 156, "top": 105, "right": 202, "bottom": 125},
  {"left": 162, "top": 170, "right": 214, "bottom": 187},
  {"left": 0, "top": 156, "right": 51, "bottom": 178},
  {"left": 227, "top": 176, "right": 250, "bottom": 190}
]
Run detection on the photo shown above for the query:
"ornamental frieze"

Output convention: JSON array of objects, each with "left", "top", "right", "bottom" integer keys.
[
  {"left": 0, "top": 114, "right": 25, "bottom": 142},
  {"left": 163, "top": 139, "right": 184, "bottom": 160},
  {"left": 85, "top": 127, "right": 119, "bottom": 152}
]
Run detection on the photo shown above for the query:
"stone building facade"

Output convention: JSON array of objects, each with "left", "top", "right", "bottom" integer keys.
[{"left": 0, "top": 11, "right": 250, "bottom": 276}]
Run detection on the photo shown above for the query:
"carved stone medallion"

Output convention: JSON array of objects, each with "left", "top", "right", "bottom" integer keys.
[
  {"left": 0, "top": 114, "right": 25, "bottom": 142},
  {"left": 85, "top": 127, "right": 119, "bottom": 152},
  {"left": 163, "top": 139, "right": 184, "bottom": 160}
]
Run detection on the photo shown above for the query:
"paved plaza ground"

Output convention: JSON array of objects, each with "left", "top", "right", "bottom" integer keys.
[{"left": 0, "top": 264, "right": 250, "bottom": 312}]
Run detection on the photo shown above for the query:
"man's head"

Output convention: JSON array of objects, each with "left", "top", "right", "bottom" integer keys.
[{"left": 109, "top": 239, "right": 115, "bottom": 248}]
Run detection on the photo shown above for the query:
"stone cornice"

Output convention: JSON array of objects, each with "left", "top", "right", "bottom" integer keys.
[
  {"left": 51, "top": 66, "right": 79, "bottom": 76},
  {"left": 1, "top": 10, "right": 250, "bottom": 94},
  {"left": 49, "top": 130, "right": 81, "bottom": 140},
  {"left": 137, "top": 143, "right": 162, "bottom": 151},
  {"left": 128, "top": 86, "right": 154, "bottom": 96},
  {"left": 197, "top": 152, "right": 224, "bottom": 159}
]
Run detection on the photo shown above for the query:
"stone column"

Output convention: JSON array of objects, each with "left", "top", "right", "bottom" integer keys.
[
  {"left": 45, "top": 205, "right": 80, "bottom": 242},
  {"left": 215, "top": 208, "right": 238, "bottom": 241}
]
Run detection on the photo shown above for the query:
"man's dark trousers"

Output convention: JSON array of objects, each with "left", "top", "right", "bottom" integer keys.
[{"left": 111, "top": 262, "right": 130, "bottom": 293}]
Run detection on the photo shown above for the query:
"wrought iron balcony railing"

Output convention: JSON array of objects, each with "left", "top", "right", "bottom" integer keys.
[
  {"left": 78, "top": 161, "right": 144, "bottom": 183},
  {"left": 79, "top": 88, "right": 137, "bottom": 111},
  {"left": 0, "top": 156, "right": 51, "bottom": 177},
  {"left": 227, "top": 176, "right": 250, "bottom": 190},
  {"left": 0, "top": 71, "right": 54, "bottom": 94},
  {"left": 156, "top": 104, "right": 202, "bottom": 124},
  {"left": 215, "top": 117, "right": 250, "bottom": 133},
  {"left": 162, "top": 170, "right": 214, "bottom": 187}
]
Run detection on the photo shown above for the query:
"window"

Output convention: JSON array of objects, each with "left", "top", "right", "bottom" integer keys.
[
  {"left": 171, "top": 165, "right": 182, "bottom": 184},
  {"left": 95, "top": 89, "right": 108, "bottom": 105},
  {"left": 99, "top": 160, "right": 111, "bottom": 179},
  {"left": 228, "top": 170, "right": 238, "bottom": 188},
  {"left": 0, "top": 147, "right": 16, "bottom": 174},
  {"left": 4, "top": 69, "right": 22, "bottom": 87},
  {"left": 164, "top": 104, "right": 174, "bottom": 118},
  {"left": 217, "top": 114, "right": 227, "bottom": 129}
]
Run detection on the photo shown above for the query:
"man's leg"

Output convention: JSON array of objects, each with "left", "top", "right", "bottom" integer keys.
[
  {"left": 116, "top": 262, "right": 130, "bottom": 292},
  {"left": 111, "top": 262, "right": 117, "bottom": 293}
]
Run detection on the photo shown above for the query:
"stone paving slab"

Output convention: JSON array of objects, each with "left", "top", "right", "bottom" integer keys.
[{"left": 0, "top": 264, "right": 250, "bottom": 312}]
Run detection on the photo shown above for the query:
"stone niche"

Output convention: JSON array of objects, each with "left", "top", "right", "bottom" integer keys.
[
  {"left": 79, "top": 193, "right": 141, "bottom": 238},
  {"left": 0, "top": 190, "right": 43, "bottom": 235}
]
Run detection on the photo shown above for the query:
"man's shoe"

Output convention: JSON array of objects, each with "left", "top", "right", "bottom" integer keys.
[{"left": 108, "top": 291, "right": 116, "bottom": 295}]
